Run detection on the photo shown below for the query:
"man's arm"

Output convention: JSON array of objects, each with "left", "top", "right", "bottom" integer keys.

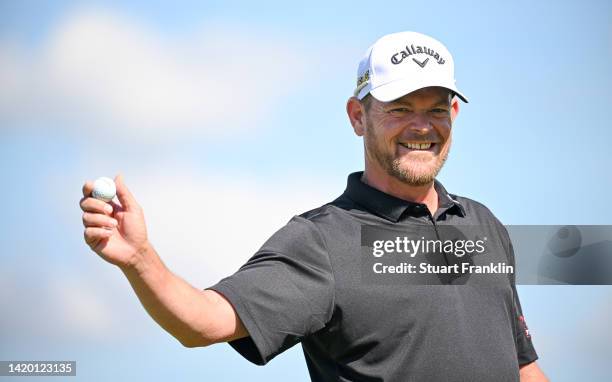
[
  {"left": 520, "top": 361, "right": 549, "bottom": 382},
  {"left": 121, "top": 244, "right": 248, "bottom": 347},
  {"left": 80, "top": 175, "right": 248, "bottom": 347}
]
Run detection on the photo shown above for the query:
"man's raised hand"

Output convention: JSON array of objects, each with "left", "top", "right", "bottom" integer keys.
[{"left": 80, "top": 175, "right": 149, "bottom": 269}]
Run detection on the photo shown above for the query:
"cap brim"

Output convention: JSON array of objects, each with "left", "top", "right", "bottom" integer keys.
[{"left": 370, "top": 78, "right": 469, "bottom": 103}]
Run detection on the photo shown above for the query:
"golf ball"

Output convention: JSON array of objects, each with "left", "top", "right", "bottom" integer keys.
[{"left": 92, "top": 177, "right": 116, "bottom": 202}]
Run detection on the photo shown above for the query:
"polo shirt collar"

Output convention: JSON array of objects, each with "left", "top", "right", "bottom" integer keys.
[{"left": 343, "top": 171, "right": 466, "bottom": 222}]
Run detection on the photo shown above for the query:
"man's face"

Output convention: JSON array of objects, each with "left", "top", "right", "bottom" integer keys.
[{"left": 360, "top": 87, "right": 457, "bottom": 186}]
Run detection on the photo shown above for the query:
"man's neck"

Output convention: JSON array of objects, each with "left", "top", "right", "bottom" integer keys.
[{"left": 361, "top": 168, "right": 439, "bottom": 217}]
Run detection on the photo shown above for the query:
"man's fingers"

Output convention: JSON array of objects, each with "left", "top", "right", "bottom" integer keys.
[
  {"left": 82, "top": 181, "right": 94, "bottom": 197},
  {"left": 115, "top": 174, "right": 139, "bottom": 211},
  {"left": 84, "top": 226, "right": 113, "bottom": 246},
  {"left": 80, "top": 197, "right": 114, "bottom": 215},
  {"left": 109, "top": 199, "right": 123, "bottom": 211},
  {"left": 82, "top": 212, "right": 118, "bottom": 229}
]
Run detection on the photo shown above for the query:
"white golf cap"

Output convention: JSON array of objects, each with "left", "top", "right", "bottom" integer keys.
[{"left": 354, "top": 31, "right": 468, "bottom": 103}]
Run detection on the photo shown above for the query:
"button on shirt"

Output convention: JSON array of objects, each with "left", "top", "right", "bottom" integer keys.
[{"left": 207, "top": 172, "right": 538, "bottom": 382}]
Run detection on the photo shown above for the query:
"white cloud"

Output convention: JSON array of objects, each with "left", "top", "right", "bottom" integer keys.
[
  {"left": 132, "top": 171, "right": 337, "bottom": 286},
  {"left": 46, "top": 276, "right": 115, "bottom": 339},
  {"left": 0, "top": 8, "right": 313, "bottom": 139}
]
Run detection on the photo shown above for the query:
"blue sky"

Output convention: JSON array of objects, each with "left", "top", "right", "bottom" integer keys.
[{"left": 1, "top": 0, "right": 611, "bottom": 381}]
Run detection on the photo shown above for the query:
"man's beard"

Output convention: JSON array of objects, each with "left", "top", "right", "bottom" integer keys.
[{"left": 365, "top": 121, "right": 451, "bottom": 186}]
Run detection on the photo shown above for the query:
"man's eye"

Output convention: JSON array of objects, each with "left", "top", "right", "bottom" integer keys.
[
  {"left": 431, "top": 108, "right": 449, "bottom": 115},
  {"left": 389, "top": 108, "right": 410, "bottom": 113}
]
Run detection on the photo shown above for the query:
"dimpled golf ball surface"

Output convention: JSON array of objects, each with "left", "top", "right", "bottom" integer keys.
[{"left": 92, "top": 177, "right": 116, "bottom": 202}]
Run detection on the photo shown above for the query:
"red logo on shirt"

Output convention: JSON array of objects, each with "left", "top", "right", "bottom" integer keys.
[{"left": 518, "top": 315, "right": 531, "bottom": 339}]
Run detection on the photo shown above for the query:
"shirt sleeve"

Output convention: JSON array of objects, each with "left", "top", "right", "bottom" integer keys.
[
  {"left": 495, "top": 220, "right": 539, "bottom": 366},
  {"left": 508, "top": 239, "right": 540, "bottom": 366},
  {"left": 205, "top": 215, "right": 335, "bottom": 365}
]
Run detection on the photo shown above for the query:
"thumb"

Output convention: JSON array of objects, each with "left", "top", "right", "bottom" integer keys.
[{"left": 114, "top": 174, "right": 139, "bottom": 211}]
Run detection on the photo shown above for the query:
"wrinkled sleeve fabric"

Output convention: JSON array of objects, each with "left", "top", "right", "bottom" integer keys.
[
  {"left": 495, "top": 220, "right": 539, "bottom": 366},
  {"left": 205, "top": 216, "right": 335, "bottom": 365}
]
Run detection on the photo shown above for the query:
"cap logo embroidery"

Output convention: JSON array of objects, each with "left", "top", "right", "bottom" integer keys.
[
  {"left": 354, "top": 69, "right": 370, "bottom": 95},
  {"left": 391, "top": 44, "right": 445, "bottom": 66},
  {"left": 412, "top": 57, "right": 429, "bottom": 68},
  {"left": 356, "top": 69, "right": 370, "bottom": 87}
]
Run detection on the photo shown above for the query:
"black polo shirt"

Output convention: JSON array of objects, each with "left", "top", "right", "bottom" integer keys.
[{"left": 207, "top": 172, "right": 538, "bottom": 381}]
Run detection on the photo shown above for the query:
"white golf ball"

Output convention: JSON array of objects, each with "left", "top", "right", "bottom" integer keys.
[{"left": 92, "top": 177, "right": 116, "bottom": 202}]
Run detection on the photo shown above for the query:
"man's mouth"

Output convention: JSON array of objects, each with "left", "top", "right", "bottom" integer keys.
[{"left": 399, "top": 142, "right": 436, "bottom": 151}]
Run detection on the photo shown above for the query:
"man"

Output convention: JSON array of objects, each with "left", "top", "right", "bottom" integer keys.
[{"left": 80, "top": 31, "right": 548, "bottom": 381}]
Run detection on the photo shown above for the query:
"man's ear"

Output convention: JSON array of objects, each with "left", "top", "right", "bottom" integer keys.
[
  {"left": 346, "top": 97, "right": 367, "bottom": 136},
  {"left": 450, "top": 96, "right": 460, "bottom": 123}
]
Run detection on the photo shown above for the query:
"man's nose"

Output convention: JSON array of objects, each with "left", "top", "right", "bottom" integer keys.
[{"left": 408, "top": 113, "right": 432, "bottom": 134}]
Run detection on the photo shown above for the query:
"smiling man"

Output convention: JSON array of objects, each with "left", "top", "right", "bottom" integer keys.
[
  {"left": 355, "top": 87, "right": 455, "bottom": 196},
  {"left": 80, "top": 31, "right": 547, "bottom": 381}
]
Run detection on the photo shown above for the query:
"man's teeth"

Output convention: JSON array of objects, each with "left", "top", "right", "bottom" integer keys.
[{"left": 402, "top": 142, "right": 432, "bottom": 150}]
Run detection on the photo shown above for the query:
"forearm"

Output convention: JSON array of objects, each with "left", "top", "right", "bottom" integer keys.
[
  {"left": 120, "top": 243, "right": 218, "bottom": 347},
  {"left": 519, "top": 361, "right": 548, "bottom": 382}
]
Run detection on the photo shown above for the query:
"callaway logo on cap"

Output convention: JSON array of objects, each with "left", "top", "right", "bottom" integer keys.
[{"left": 354, "top": 31, "right": 468, "bottom": 103}]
